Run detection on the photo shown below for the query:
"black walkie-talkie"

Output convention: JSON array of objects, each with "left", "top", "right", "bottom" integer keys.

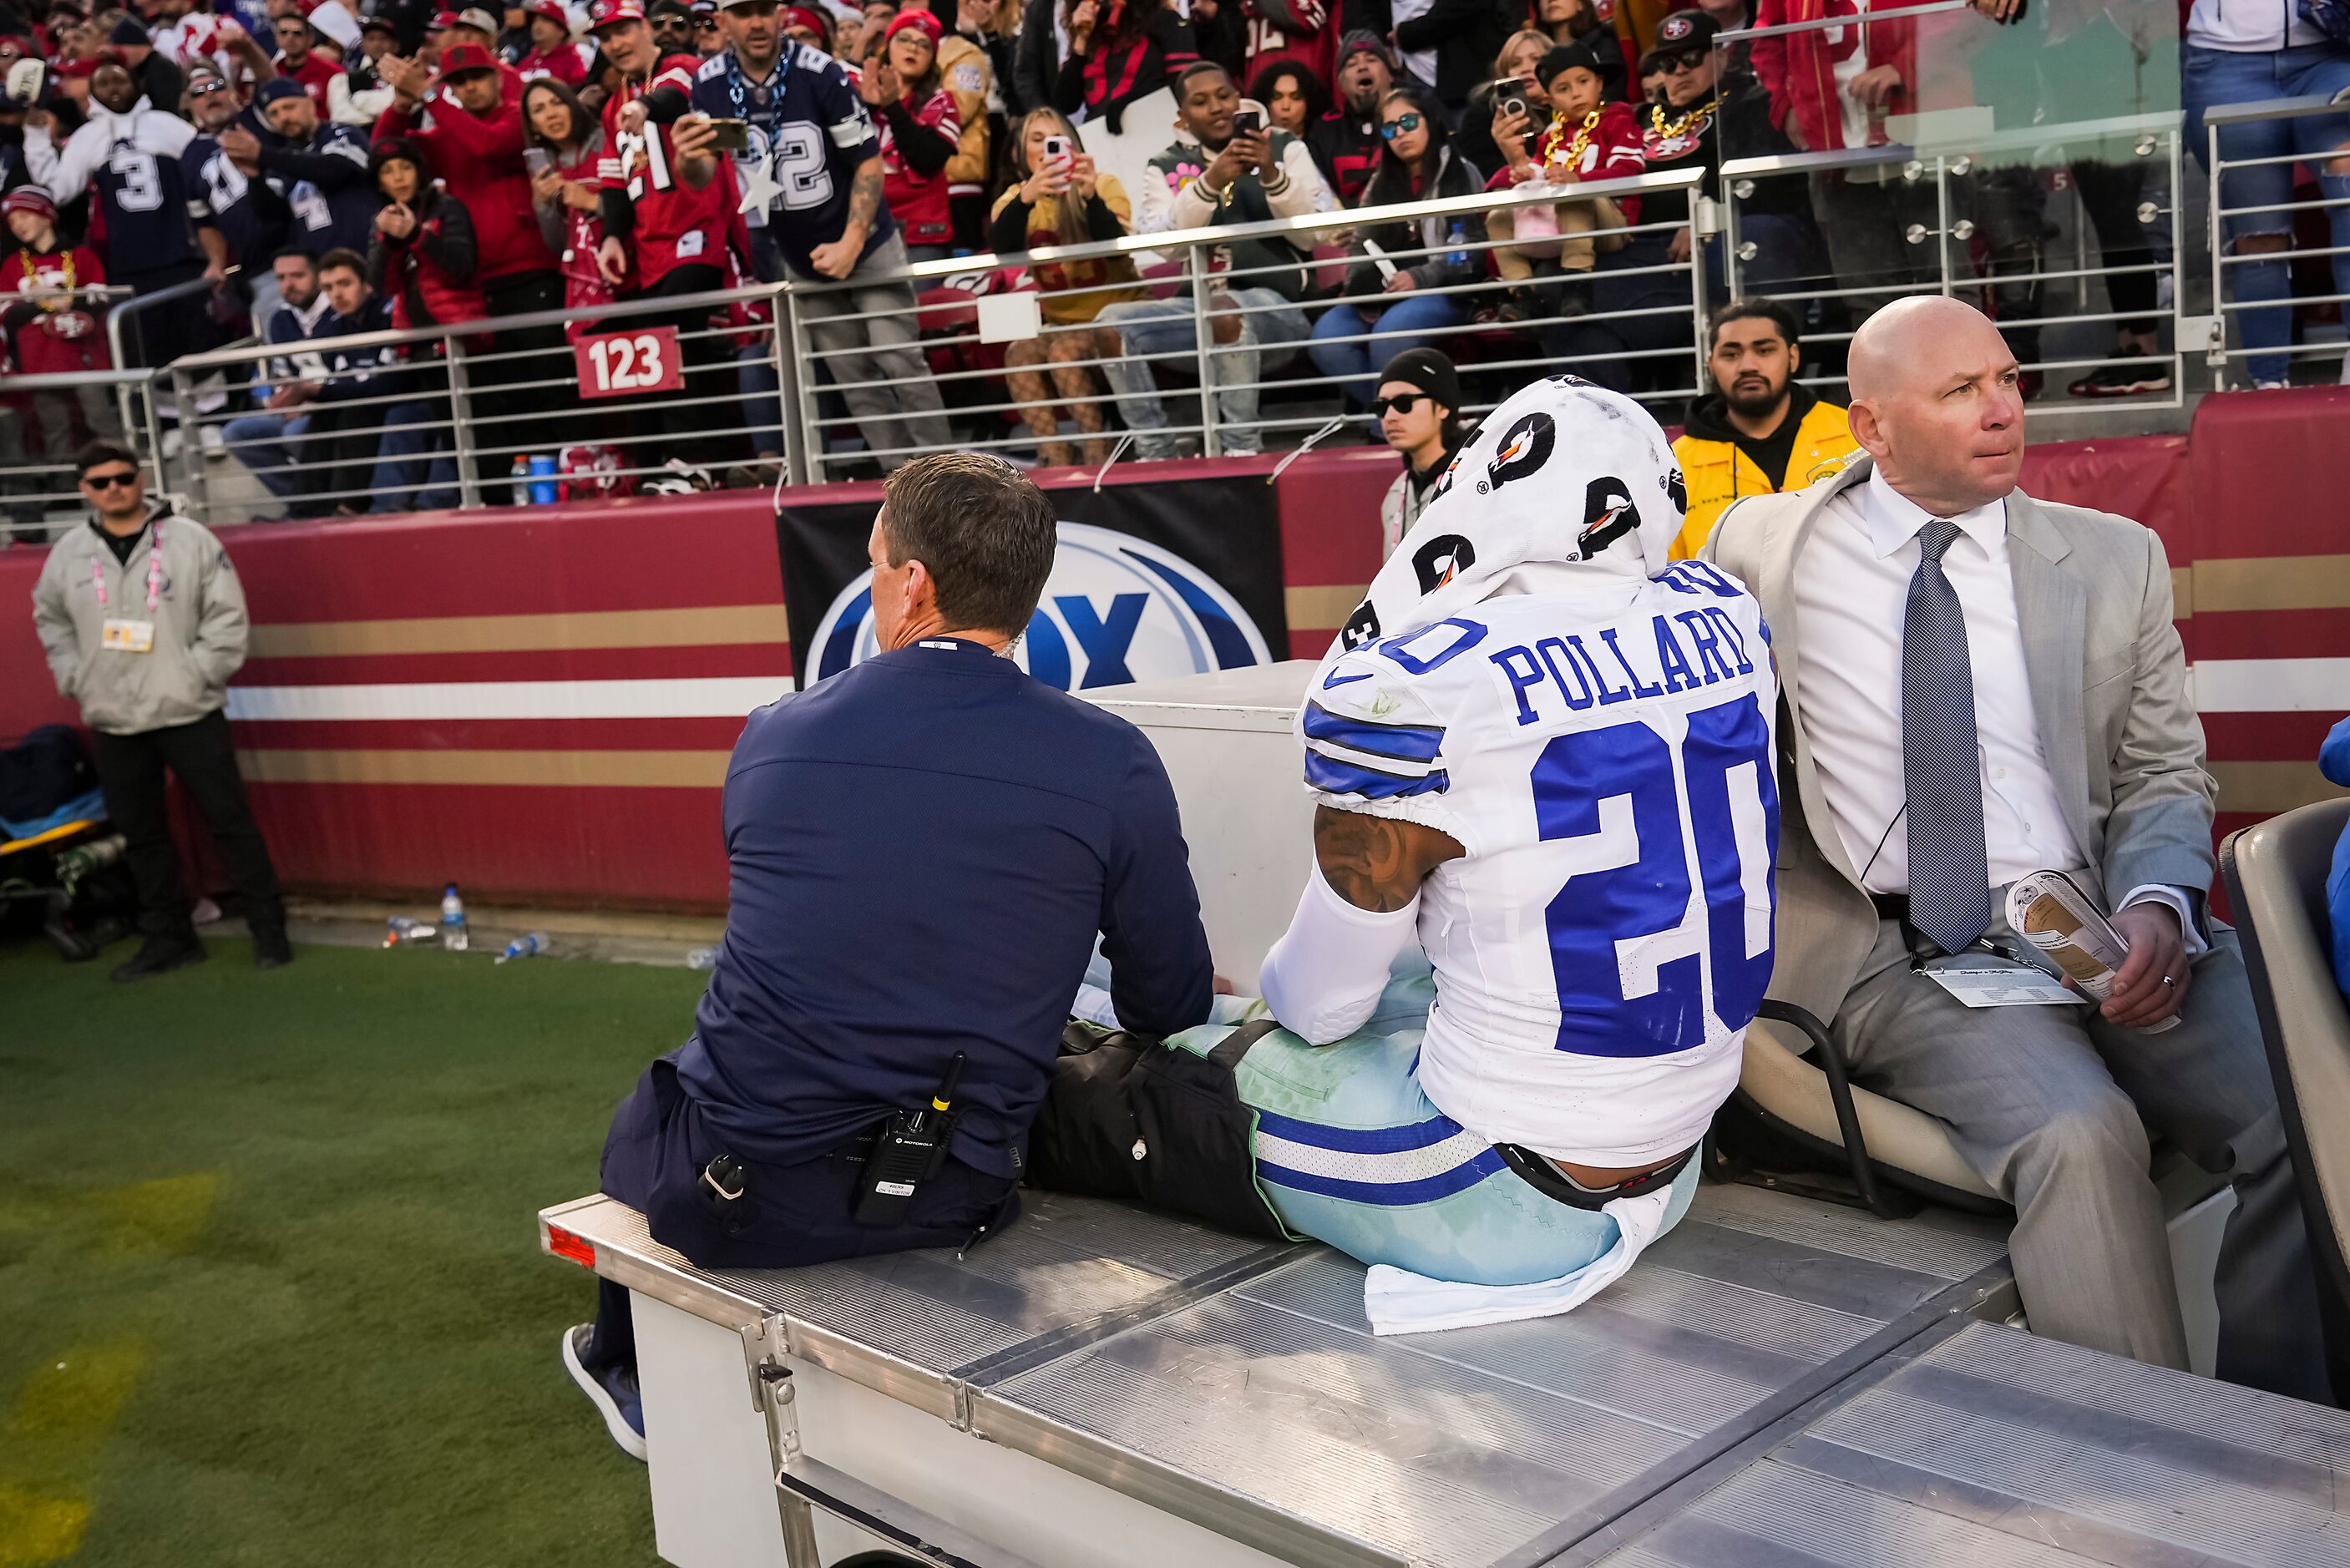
[{"left": 853, "top": 1053, "right": 965, "bottom": 1227}]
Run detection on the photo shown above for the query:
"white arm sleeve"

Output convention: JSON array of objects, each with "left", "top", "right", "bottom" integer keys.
[{"left": 1258, "top": 857, "right": 1418, "bottom": 1046}]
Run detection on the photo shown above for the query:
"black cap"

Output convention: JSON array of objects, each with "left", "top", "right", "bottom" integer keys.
[
  {"left": 1377, "top": 347, "right": 1459, "bottom": 412},
  {"left": 1639, "top": 9, "right": 1719, "bottom": 70},
  {"left": 1537, "top": 39, "right": 1603, "bottom": 87},
  {"left": 109, "top": 15, "right": 149, "bottom": 46}
]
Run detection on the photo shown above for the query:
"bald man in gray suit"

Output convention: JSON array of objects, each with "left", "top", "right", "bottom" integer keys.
[{"left": 1703, "top": 296, "right": 2327, "bottom": 1403}]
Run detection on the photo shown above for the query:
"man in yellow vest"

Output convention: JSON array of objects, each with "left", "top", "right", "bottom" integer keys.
[{"left": 1668, "top": 298, "right": 1856, "bottom": 560}]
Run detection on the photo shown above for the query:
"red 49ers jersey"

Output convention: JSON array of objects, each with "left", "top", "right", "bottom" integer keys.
[{"left": 600, "top": 52, "right": 737, "bottom": 284}]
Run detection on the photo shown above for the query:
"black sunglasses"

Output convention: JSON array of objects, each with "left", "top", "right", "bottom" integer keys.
[
  {"left": 1655, "top": 52, "right": 1704, "bottom": 73},
  {"left": 1371, "top": 392, "right": 1430, "bottom": 416},
  {"left": 1378, "top": 111, "right": 1423, "bottom": 139},
  {"left": 188, "top": 79, "right": 229, "bottom": 95},
  {"left": 82, "top": 468, "right": 138, "bottom": 489}
]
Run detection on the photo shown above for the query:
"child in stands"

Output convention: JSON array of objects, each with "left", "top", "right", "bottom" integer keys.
[{"left": 1484, "top": 41, "right": 1643, "bottom": 316}]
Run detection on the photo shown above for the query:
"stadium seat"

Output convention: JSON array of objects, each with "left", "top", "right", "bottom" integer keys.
[{"left": 2221, "top": 798, "right": 2350, "bottom": 1360}]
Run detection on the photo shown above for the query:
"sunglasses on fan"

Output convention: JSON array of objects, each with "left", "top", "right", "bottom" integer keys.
[{"left": 1377, "top": 111, "right": 1423, "bottom": 139}]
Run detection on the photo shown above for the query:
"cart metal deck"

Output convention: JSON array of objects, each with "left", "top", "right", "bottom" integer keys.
[{"left": 542, "top": 1180, "right": 2059, "bottom": 1568}]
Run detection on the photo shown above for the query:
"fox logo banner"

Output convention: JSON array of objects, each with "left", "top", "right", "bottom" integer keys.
[{"left": 777, "top": 472, "right": 1288, "bottom": 692}]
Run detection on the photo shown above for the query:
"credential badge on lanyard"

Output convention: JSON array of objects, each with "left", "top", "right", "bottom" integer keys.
[{"left": 94, "top": 520, "right": 163, "bottom": 654}]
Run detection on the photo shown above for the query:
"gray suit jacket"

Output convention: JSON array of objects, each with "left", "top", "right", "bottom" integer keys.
[{"left": 1699, "top": 455, "right": 2216, "bottom": 1024}]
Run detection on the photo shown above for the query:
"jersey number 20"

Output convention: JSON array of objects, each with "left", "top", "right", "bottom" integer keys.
[{"left": 1534, "top": 694, "right": 1777, "bottom": 1058}]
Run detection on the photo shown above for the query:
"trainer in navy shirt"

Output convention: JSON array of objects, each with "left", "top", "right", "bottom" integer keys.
[{"left": 566, "top": 453, "right": 1212, "bottom": 1436}]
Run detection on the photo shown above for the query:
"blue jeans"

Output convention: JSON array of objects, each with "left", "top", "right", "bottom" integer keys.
[
  {"left": 2185, "top": 42, "right": 2350, "bottom": 385},
  {"left": 1307, "top": 293, "right": 1466, "bottom": 409},
  {"left": 370, "top": 399, "right": 459, "bottom": 513},
  {"left": 222, "top": 411, "right": 310, "bottom": 500},
  {"left": 737, "top": 343, "right": 783, "bottom": 455},
  {"left": 1096, "top": 287, "right": 1309, "bottom": 458}
]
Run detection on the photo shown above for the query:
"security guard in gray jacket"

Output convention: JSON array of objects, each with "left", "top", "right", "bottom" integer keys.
[{"left": 30, "top": 440, "right": 290, "bottom": 981}]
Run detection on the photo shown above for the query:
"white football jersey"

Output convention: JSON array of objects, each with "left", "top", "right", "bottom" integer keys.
[{"left": 1302, "top": 559, "right": 1780, "bottom": 1166}]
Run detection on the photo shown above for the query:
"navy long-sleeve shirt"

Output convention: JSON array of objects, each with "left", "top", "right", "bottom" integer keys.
[{"left": 673, "top": 635, "right": 1214, "bottom": 1180}]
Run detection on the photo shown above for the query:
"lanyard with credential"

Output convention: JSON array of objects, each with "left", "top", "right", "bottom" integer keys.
[{"left": 91, "top": 521, "right": 164, "bottom": 615}]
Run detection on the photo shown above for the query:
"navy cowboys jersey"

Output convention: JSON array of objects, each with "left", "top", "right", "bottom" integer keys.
[{"left": 689, "top": 42, "right": 892, "bottom": 276}]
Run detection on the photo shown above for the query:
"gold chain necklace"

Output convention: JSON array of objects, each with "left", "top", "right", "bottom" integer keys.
[
  {"left": 1539, "top": 108, "right": 1602, "bottom": 170},
  {"left": 1648, "top": 96, "right": 1719, "bottom": 144}
]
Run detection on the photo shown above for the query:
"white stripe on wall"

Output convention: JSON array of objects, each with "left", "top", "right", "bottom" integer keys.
[
  {"left": 2193, "top": 660, "right": 2350, "bottom": 714},
  {"left": 225, "top": 678, "right": 795, "bottom": 724}
]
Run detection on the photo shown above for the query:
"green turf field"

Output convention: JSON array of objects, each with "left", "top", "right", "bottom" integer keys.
[{"left": 0, "top": 935, "right": 702, "bottom": 1567}]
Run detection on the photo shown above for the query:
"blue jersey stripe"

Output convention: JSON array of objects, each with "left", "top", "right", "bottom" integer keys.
[
  {"left": 1301, "top": 701, "right": 1446, "bottom": 762},
  {"left": 1303, "top": 751, "right": 1451, "bottom": 799},
  {"left": 1254, "top": 1109, "right": 1466, "bottom": 1155},
  {"left": 1257, "top": 1147, "right": 1507, "bottom": 1206}
]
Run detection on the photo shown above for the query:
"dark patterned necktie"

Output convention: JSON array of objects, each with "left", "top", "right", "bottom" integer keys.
[{"left": 1903, "top": 518, "right": 1991, "bottom": 954}]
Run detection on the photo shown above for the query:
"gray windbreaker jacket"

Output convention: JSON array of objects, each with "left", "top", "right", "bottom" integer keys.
[{"left": 30, "top": 505, "right": 251, "bottom": 736}]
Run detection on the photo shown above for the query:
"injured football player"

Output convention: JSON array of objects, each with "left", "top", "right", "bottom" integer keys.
[{"left": 1031, "top": 376, "right": 1782, "bottom": 1333}]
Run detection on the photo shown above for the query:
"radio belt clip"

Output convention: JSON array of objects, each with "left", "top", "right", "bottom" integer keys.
[{"left": 853, "top": 1052, "right": 965, "bottom": 1228}]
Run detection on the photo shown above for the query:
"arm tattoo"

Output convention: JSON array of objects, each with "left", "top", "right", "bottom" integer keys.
[
  {"left": 847, "top": 155, "right": 884, "bottom": 230},
  {"left": 1314, "top": 806, "right": 1458, "bottom": 913}
]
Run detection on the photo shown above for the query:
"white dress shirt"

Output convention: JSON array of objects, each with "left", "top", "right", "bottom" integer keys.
[{"left": 1791, "top": 468, "right": 2201, "bottom": 948}]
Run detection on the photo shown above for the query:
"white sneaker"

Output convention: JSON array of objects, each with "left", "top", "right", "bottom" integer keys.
[{"left": 199, "top": 425, "right": 226, "bottom": 461}]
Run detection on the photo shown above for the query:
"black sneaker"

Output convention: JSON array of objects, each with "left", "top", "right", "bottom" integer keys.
[
  {"left": 251, "top": 920, "right": 294, "bottom": 971},
  {"left": 561, "top": 1324, "right": 647, "bottom": 1461},
  {"left": 110, "top": 932, "right": 207, "bottom": 984},
  {"left": 2067, "top": 357, "right": 2172, "bottom": 398}
]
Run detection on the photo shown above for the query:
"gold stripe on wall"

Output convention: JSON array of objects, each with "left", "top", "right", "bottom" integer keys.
[
  {"left": 2190, "top": 555, "right": 2350, "bottom": 615},
  {"left": 237, "top": 749, "right": 731, "bottom": 788},
  {"left": 2212, "top": 761, "right": 2350, "bottom": 817},
  {"left": 1285, "top": 584, "right": 1370, "bottom": 630},
  {"left": 249, "top": 604, "right": 789, "bottom": 660},
  {"left": 2172, "top": 566, "right": 2192, "bottom": 620}
]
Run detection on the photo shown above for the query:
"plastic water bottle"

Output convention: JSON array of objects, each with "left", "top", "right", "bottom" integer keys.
[
  {"left": 497, "top": 932, "right": 549, "bottom": 964},
  {"left": 686, "top": 945, "right": 720, "bottom": 970},
  {"left": 1447, "top": 220, "right": 1471, "bottom": 272},
  {"left": 382, "top": 915, "right": 436, "bottom": 948},
  {"left": 439, "top": 883, "right": 469, "bottom": 952},
  {"left": 509, "top": 454, "right": 529, "bottom": 505}
]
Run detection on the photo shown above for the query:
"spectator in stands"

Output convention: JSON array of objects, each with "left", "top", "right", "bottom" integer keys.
[
  {"left": 1010, "top": 0, "right": 1056, "bottom": 117},
  {"left": 365, "top": 138, "right": 476, "bottom": 508},
  {"left": 183, "top": 65, "right": 296, "bottom": 326},
  {"left": 25, "top": 61, "right": 226, "bottom": 382},
  {"left": 516, "top": 0, "right": 591, "bottom": 81},
  {"left": 2178, "top": 0, "right": 2350, "bottom": 388},
  {"left": 561, "top": 453, "right": 1210, "bottom": 1461},
  {"left": 524, "top": 75, "right": 612, "bottom": 323},
  {"left": 221, "top": 245, "right": 335, "bottom": 507},
  {"left": 31, "top": 438, "right": 291, "bottom": 981},
  {"left": 1668, "top": 297, "right": 1851, "bottom": 557},
  {"left": 1454, "top": 26, "right": 1546, "bottom": 193},
  {"left": 1304, "top": 33, "right": 1382, "bottom": 205},
  {"left": 271, "top": 7, "right": 346, "bottom": 114},
  {"left": 1099, "top": 60, "right": 1332, "bottom": 458},
  {"left": 1052, "top": 0, "right": 1197, "bottom": 133},
  {"left": 592, "top": 0, "right": 744, "bottom": 478},
  {"left": 283, "top": 245, "right": 394, "bottom": 513},
  {"left": 698, "top": 0, "right": 795, "bottom": 283},
  {"left": 248, "top": 77, "right": 379, "bottom": 255},
  {"left": 327, "top": 13, "right": 401, "bottom": 123},
  {"left": 1702, "top": 295, "right": 2331, "bottom": 1405},
  {"left": 777, "top": 2, "right": 826, "bottom": 48},
  {"left": 853, "top": 9, "right": 960, "bottom": 262},
  {"left": 1371, "top": 344, "right": 1461, "bottom": 557},
  {"left": 647, "top": 0, "right": 695, "bottom": 53},
  {"left": 1531, "top": 0, "right": 1623, "bottom": 99},
  {"left": 934, "top": 0, "right": 995, "bottom": 252},
  {"left": 111, "top": 14, "right": 185, "bottom": 113},
  {"left": 684, "top": 0, "right": 950, "bottom": 469},
  {"left": 1751, "top": 0, "right": 1930, "bottom": 318},
  {"left": 2324, "top": 716, "right": 2350, "bottom": 1002},
  {"left": 0, "top": 185, "right": 119, "bottom": 462},
  {"left": 990, "top": 107, "right": 1145, "bottom": 466},
  {"left": 949, "top": 0, "right": 1020, "bottom": 130},
  {"left": 1392, "top": 0, "right": 1515, "bottom": 117},
  {"left": 1249, "top": 53, "right": 1327, "bottom": 139},
  {"left": 1485, "top": 41, "right": 1640, "bottom": 317},
  {"left": 691, "top": 0, "right": 725, "bottom": 55},
  {"left": 379, "top": 41, "right": 567, "bottom": 483},
  {"left": 1307, "top": 85, "right": 1481, "bottom": 408},
  {"left": 1636, "top": 12, "right": 1816, "bottom": 303}
]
